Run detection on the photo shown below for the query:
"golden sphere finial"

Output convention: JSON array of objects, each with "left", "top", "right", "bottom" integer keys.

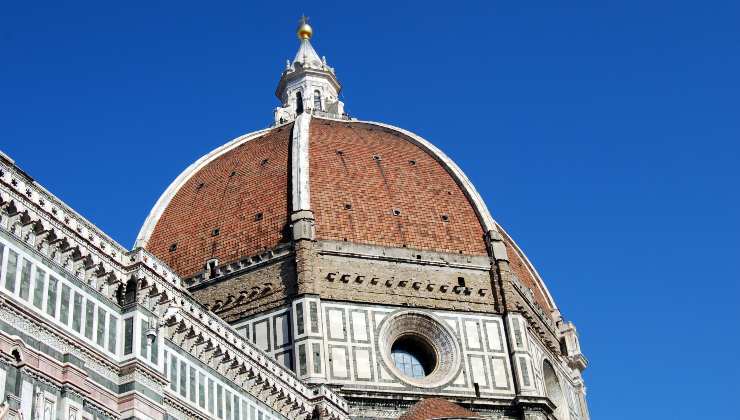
[{"left": 297, "top": 15, "right": 313, "bottom": 40}]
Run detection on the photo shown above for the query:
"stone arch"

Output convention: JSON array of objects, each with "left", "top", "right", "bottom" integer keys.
[
  {"left": 122, "top": 277, "right": 138, "bottom": 305},
  {"left": 296, "top": 91, "right": 304, "bottom": 114},
  {"left": 543, "top": 359, "right": 567, "bottom": 419},
  {"left": 11, "top": 348, "right": 23, "bottom": 365}
]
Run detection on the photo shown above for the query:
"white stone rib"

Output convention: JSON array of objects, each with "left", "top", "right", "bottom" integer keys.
[
  {"left": 134, "top": 126, "right": 279, "bottom": 249},
  {"left": 291, "top": 113, "right": 312, "bottom": 212}
]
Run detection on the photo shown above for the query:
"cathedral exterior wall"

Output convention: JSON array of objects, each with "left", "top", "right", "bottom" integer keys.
[
  {"left": 315, "top": 302, "right": 515, "bottom": 397},
  {"left": 314, "top": 240, "right": 498, "bottom": 312},
  {"left": 188, "top": 248, "right": 297, "bottom": 323},
  {"left": 234, "top": 299, "right": 517, "bottom": 399},
  {"left": 0, "top": 231, "right": 291, "bottom": 420}
]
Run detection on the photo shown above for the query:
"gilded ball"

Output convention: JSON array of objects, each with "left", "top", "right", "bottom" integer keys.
[{"left": 297, "top": 23, "right": 313, "bottom": 40}]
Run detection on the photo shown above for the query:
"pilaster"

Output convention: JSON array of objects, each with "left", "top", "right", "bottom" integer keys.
[{"left": 506, "top": 313, "right": 538, "bottom": 397}]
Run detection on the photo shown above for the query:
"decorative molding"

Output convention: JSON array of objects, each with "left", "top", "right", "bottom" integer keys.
[
  {"left": 509, "top": 275, "right": 557, "bottom": 336},
  {"left": 323, "top": 271, "right": 489, "bottom": 301},
  {"left": 376, "top": 310, "right": 461, "bottom": 389},
  {"left": 186, "top": 244, "right": 293, "bottom": 289},
  {"left": 0, "top": 303, "right": 119, "bottom": 385}
]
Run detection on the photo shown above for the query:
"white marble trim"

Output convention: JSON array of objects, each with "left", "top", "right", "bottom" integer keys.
[{"left": 291, "top": 113, "right": 312, "bottom": 212}]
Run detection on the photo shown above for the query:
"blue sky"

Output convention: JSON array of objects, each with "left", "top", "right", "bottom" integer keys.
[{"left": 1, "top": 1, "right": 738, "bottom": 418}]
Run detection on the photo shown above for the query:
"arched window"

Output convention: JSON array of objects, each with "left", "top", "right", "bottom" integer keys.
[
  {"left": 313, "top": 90, "right": 322, "bottom": 111},
  {"left": 295, "top": 91, "right": 304, "bottom": 114},
  {"left": 543, "top": 360, "right": 567, "bottom": 419},
  {"left": 123, "top": 278, "right": 137, "bottom": 305}
]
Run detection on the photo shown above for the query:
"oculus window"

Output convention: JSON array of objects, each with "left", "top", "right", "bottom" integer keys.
[{"left": 390, "top": 335, "right": 436, "bottom": 379}]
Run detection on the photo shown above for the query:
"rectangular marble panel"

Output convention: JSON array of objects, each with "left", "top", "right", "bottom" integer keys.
[
  {"left": 0, "top": 366, "right": 5, "bottom": 403},
  {"left": 470, "top": 355, "right": 488, "bottom": 387},
  {"left": 20, "top": 380, "right": 33, "bottom": 420},
  {"left": 274, "top": 313, "right": 291, "bottom": 348},
  {"left": 485, "top": 320, "right": 503, "bottom": 352},
  {"left": 330, "top": 346, "right": 349, "bottom": 379},
  {"left": 490, "top": 356, "right": 509, "bottom": 389},
  {"left": 327, "top": 308, "right": 345, "bottom": 341},
  {"left": 353, "top": 348, "right": 372, "bottom": 380},
  {"left": 351, "top": 311, "right": 368, "bottom": 342},
  {"left": 253, "top": 320, "right": 270, "bottom": 352},
  {"left": 464, "top": 320, "right": 482, "bottom": 350}
]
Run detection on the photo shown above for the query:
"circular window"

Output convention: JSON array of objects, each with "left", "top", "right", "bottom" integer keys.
[
  {"left": 391, "top": 335, "right": 436, "bottom": 378},
  {"left": 378, "top": 310, "right": 461, "bottom": 388}
]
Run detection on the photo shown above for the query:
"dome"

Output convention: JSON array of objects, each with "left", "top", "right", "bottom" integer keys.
[
  {"left": 398, "top": 398, "right": 482, "bottom": 420},
  {"left": 129, "top": 20, "right": 592, "bottom": 419},
  {"left": 135, "top": 20, "right": 559, "bottom": 317},
  {"left": 136, "top": 116, "right": 557, "bottom": 313},
  {"left": 138, "top": 119, "right": 488, "bottom": 270}
]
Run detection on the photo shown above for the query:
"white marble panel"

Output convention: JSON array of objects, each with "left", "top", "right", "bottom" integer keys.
[
  {"left": 20, "top": 380, "right": 33, "bottom": 419},
  {"left": 0, "top": 366, "right": 5, "bottom": 404},
  {"left": 485, "top": 321, "right": 503, "bottom": 351},
  {"left": 464, "top": 320, "right": 481, "bottom": 349},
  {"left": 351, "top": 312, "right": 367, "bottom": 342},
  {"left": 327, "top": 309, "right": 345, "bottom": 340},
  {"left": 331, "top": 346, "right": 348, "bottom": 378},
  {"left": 491, "top": 357, "right": 508, "bottom": 388},
  {"left": 254, "top": 321, "right": 269, "bottom": 351},
  {"left": 275, "top": 314, "right": 290, "bottom": 347},
  {"left": 470, "top": 357, "right": 488, "bottom": 387},
  {"left": 354, "top": 348, "right": 371, "bottom": 379}
]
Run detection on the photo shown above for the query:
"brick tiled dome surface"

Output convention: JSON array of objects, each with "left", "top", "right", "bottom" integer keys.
[
  {"left": 309, "top": 121, "right": 487, "bottom": 255},
  {"left": 145, "top": 125, "right": 293, "bottom": 278},
  {"left": 145, "top": 119, "right": 491, "bottom": 278},
  {"left": 398, "top": 398, "right": 482, "bottom": 420}
]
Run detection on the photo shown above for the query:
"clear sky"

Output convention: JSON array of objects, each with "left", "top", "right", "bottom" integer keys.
[{"left": 1, "top": 1, "right": 738, "bottom": 418}]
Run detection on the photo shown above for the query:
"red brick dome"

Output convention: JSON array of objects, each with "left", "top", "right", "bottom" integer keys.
[
  {"left": 399, "top": 398, "right": 482, "bottom": 420},
  {"left": 136, "top": 116, "right": 557, "bottom": 313},
  {"left": 308, "top": 120, "right": 487, "bottom": 255}
]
